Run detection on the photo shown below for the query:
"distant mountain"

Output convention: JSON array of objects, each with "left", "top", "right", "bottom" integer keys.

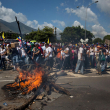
[{"left": 0, "top": 19, "right": 37, "bottom": 34}]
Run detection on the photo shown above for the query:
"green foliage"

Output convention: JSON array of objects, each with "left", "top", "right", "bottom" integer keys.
[
  {"left": 25, "top": 26, "right": 56, "bottom": 43},
  {"left": 103, "top": 35, "right": 110, "bottom": 43},
  {"left": 60, "top": 26, "right": 94, "bottom": 43},
  {"left": 93, "top": 38, "right": 103, "bottom": 44},
  {"left": 0, "top": 32, "right": 18, "bottom": 40}
]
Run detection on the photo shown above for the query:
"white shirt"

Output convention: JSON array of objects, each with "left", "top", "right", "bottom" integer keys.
[
  {"left": 42, "top": 45, "right": 46, "bottom": 51},
  {"left": 21, "top": 48, "right": 26, "bottom": 56},
  {"left": 45, "top": 47, "right": 53, "bottom": 57},
  {"left": 64, "top": 47, "right": 69, "bottom": 57},
  {"left": 41, "top": 45, "right": 46, "bottom": 55},
  {"left": 78, "top": 47, "right": 83, "bottom": 60},
  {"left": 90, "top": 48, "right": 94, "bottom": 55},
  {"left": 95, "top": 47, "right": 97, "bottom": 55},
  {"left": 0, "top": 48, "right": 6, "bottom": 58}
]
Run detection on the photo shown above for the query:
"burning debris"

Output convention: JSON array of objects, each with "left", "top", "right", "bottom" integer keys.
[
  {"left": 1, "top": 64, "right": 71, "bottom": 110},
  {"left": 6, "top": 67, "right": 43, "bottom": 95}
]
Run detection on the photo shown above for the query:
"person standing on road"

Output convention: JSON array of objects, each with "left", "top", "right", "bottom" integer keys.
[
  {"left": 32, "top": 43, "right": 41, "bottom": 63},
  {"left": 45, "top": 43, "right": 53, "bottom": 69},
  {"left": 89, "top": 45, "right": 95, "bottom": 68},
  {"left": 62, "top": 46, "right": 70, "bottom": 70},
  {"left": 75, "top": 43, "right": 85, "bottom": 74},
  {"left": 0, "top": 44, "right": 6, "bottom": 70}
]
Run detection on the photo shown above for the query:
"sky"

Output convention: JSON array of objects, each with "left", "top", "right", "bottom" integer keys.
[{"left": 0, "top": 0, "right": 110, "bottom": 39}]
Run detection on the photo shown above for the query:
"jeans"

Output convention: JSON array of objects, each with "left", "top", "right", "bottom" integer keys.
[
  {"left": 25, "top": 56, "right": 29, "bottom": 64},
  {"left": 45, "top": 57, "right": 53, "bottom": 68},
  {"left": 13, "top": 55, "right": 18, "bottom": 65},
  {"left": 62, "top": 56, "right": 70, "bottom": 70},
  {"left": 0, "top": 58, "right": 5, "bottom": 69},
  {"left": 21, "top": 56, "right": 26, "bottom": 64},
  {"left": 36, "top": 56, "right": 40, "bottom": 62},
  {"left": 75, "top": 59, "right": 84, "bottom": 74},
  {"left": 90, "top": 55, "right": 94, "bottom": 68},
  {"left": 101, "top": 60, "right": 106, "bottom": 72}
]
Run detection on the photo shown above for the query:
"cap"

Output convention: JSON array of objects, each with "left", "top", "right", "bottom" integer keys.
[{"left": 35, "top": 42, "right": 39, "bottom": 45}]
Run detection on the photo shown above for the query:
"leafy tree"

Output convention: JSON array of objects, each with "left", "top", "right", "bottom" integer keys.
[
  {"left": 25, "top": 26, "right": 56, "bottom": 43},
  {"left": 103, "top": 35, "right": 110, "bottom": 43},
  {"left": 60, "top": 26, "right": 94, "bottom": 43},
  {"left": 93, "top": 38, "right": 103, "bottom": 44}
]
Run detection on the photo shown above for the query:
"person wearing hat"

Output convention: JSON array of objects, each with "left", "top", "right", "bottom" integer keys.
[{"left": 32, "top": 43, "right": 41, "bottom": 63}]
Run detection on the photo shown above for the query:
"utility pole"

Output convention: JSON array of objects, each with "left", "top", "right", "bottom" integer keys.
[{"left": 55, "top": 27, "right": 57, "bottom": 42}]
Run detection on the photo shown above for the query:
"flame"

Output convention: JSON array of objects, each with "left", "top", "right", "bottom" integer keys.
[{"left": 7, "top": 67, "right": 43, "bottom": 94}]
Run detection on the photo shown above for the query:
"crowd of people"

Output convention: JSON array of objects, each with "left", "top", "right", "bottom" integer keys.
[{"left": 0, "top": 41, "right": 110, "bottom": 75}]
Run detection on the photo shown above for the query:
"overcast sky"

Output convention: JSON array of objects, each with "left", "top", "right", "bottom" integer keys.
[{"left": 0, "top": 0, "right": 110, "bottom": 39}]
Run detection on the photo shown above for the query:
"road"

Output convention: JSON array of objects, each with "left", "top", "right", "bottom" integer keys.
[
  {"left": 0, "top": 68, "right": 110, "bottom": 110},
  {"left": 43, "top": 68, "right": 110, "bottom": 110}
]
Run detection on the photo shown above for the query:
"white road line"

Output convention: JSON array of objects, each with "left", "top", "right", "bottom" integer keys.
[
  {"left": 0, "top": 80, "right": 14, "bottom": 82},
  {"left": 58, "top": 75, "right": 110, "bottom": 79}
]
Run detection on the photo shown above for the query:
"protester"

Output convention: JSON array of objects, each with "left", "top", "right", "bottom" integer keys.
[
  {"left": 0, "top": 39, "right": 110, "bottom": 76},
  {"left": 75, "top": 43, "right": 84, "bottom": 74},
  {"left": 11, "top": 45, "right": 19, "bottom": 70},
  {"left": 0, "top": 44, "right": 6, "bottom": 70},
  {"left": 62, "top": 46, "right": 70, "bottom": 70},
  {"left": 89, "top": 45, "right": 95, "bottom": 68},
  {"left": 32, "top": 43, "right": 41, "bottom": 63},
  {"left": 69, "top": 46, "right": 75, "bottom": 71},
  {"left": 45, "top": 43, "right": 53, "bottom": 69},
  {"left": 21, "top": 47, "right": 27, "bottom": 64}
]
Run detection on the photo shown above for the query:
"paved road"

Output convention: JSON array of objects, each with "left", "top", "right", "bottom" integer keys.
[
  {"left": 1, "top": 68, "right": 110, "bottom": 110},
  {"left": 43, "top": 69, "right": 110, "bottom": 110}
]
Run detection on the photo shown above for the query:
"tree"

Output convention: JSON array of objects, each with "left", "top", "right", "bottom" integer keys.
[
  {"left": 60, "top": 26, "right": 94, "bottom": 43},
  {"left": 103, "top": 35, "right": 110, "bottom": 43},
  {"left": 93, "top": 38, "right": 103, "bottom": 44},
  {"left": 25, "top": 26, "right": 56, "bottom": 43}
]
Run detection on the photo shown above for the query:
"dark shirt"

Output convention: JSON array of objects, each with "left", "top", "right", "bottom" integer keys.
[
  {"left": 12, "top": 48, "right": 18, "bottom": 56},
  {"left": 102, "top": 49, "right": 106, "bottom": 53},
  {"left": 34, "top": 47, "right": 41, "bottom": 57}
]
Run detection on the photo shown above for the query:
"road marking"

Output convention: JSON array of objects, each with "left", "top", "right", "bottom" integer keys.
[
  {"left": 58, "top": 75, "right": 110, "bottom": 79},
  {"left": 0, "top": 80, "right": 14, "bottom": 82}
]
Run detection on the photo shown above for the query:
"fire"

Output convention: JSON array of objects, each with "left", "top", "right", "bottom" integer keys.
[{"left": 7, "top": 67, "right": 43, "bottom": 94}]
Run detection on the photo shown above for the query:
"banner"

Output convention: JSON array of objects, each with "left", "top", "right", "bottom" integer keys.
[{"left": 105, "top": 39, "right": 110, "bottom": 45}]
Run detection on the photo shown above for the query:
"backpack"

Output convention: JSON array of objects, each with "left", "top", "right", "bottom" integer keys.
[
  {"left": 38, "top": 46, "right": 43, "bottom": 54},
  {"left": 99, "top": 51, "right": 105, "bottom": 61}
]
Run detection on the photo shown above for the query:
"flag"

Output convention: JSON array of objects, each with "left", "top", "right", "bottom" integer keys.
[
  {"left": 47, "top": 38, "right": 49, "bottom": 44},
  {"left": 16, "top": 37, "right": 21, "bottom": 42},
  {"left": 16, "top": 38, "right": 18, "bottom": 40},
  {"left": 2, "top": 32, "right": 5, "bottom": 39}
]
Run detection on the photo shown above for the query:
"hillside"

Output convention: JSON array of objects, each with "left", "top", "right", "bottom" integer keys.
[{"left": 0, "top": 19, "right": 37, "bottom": 34}]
